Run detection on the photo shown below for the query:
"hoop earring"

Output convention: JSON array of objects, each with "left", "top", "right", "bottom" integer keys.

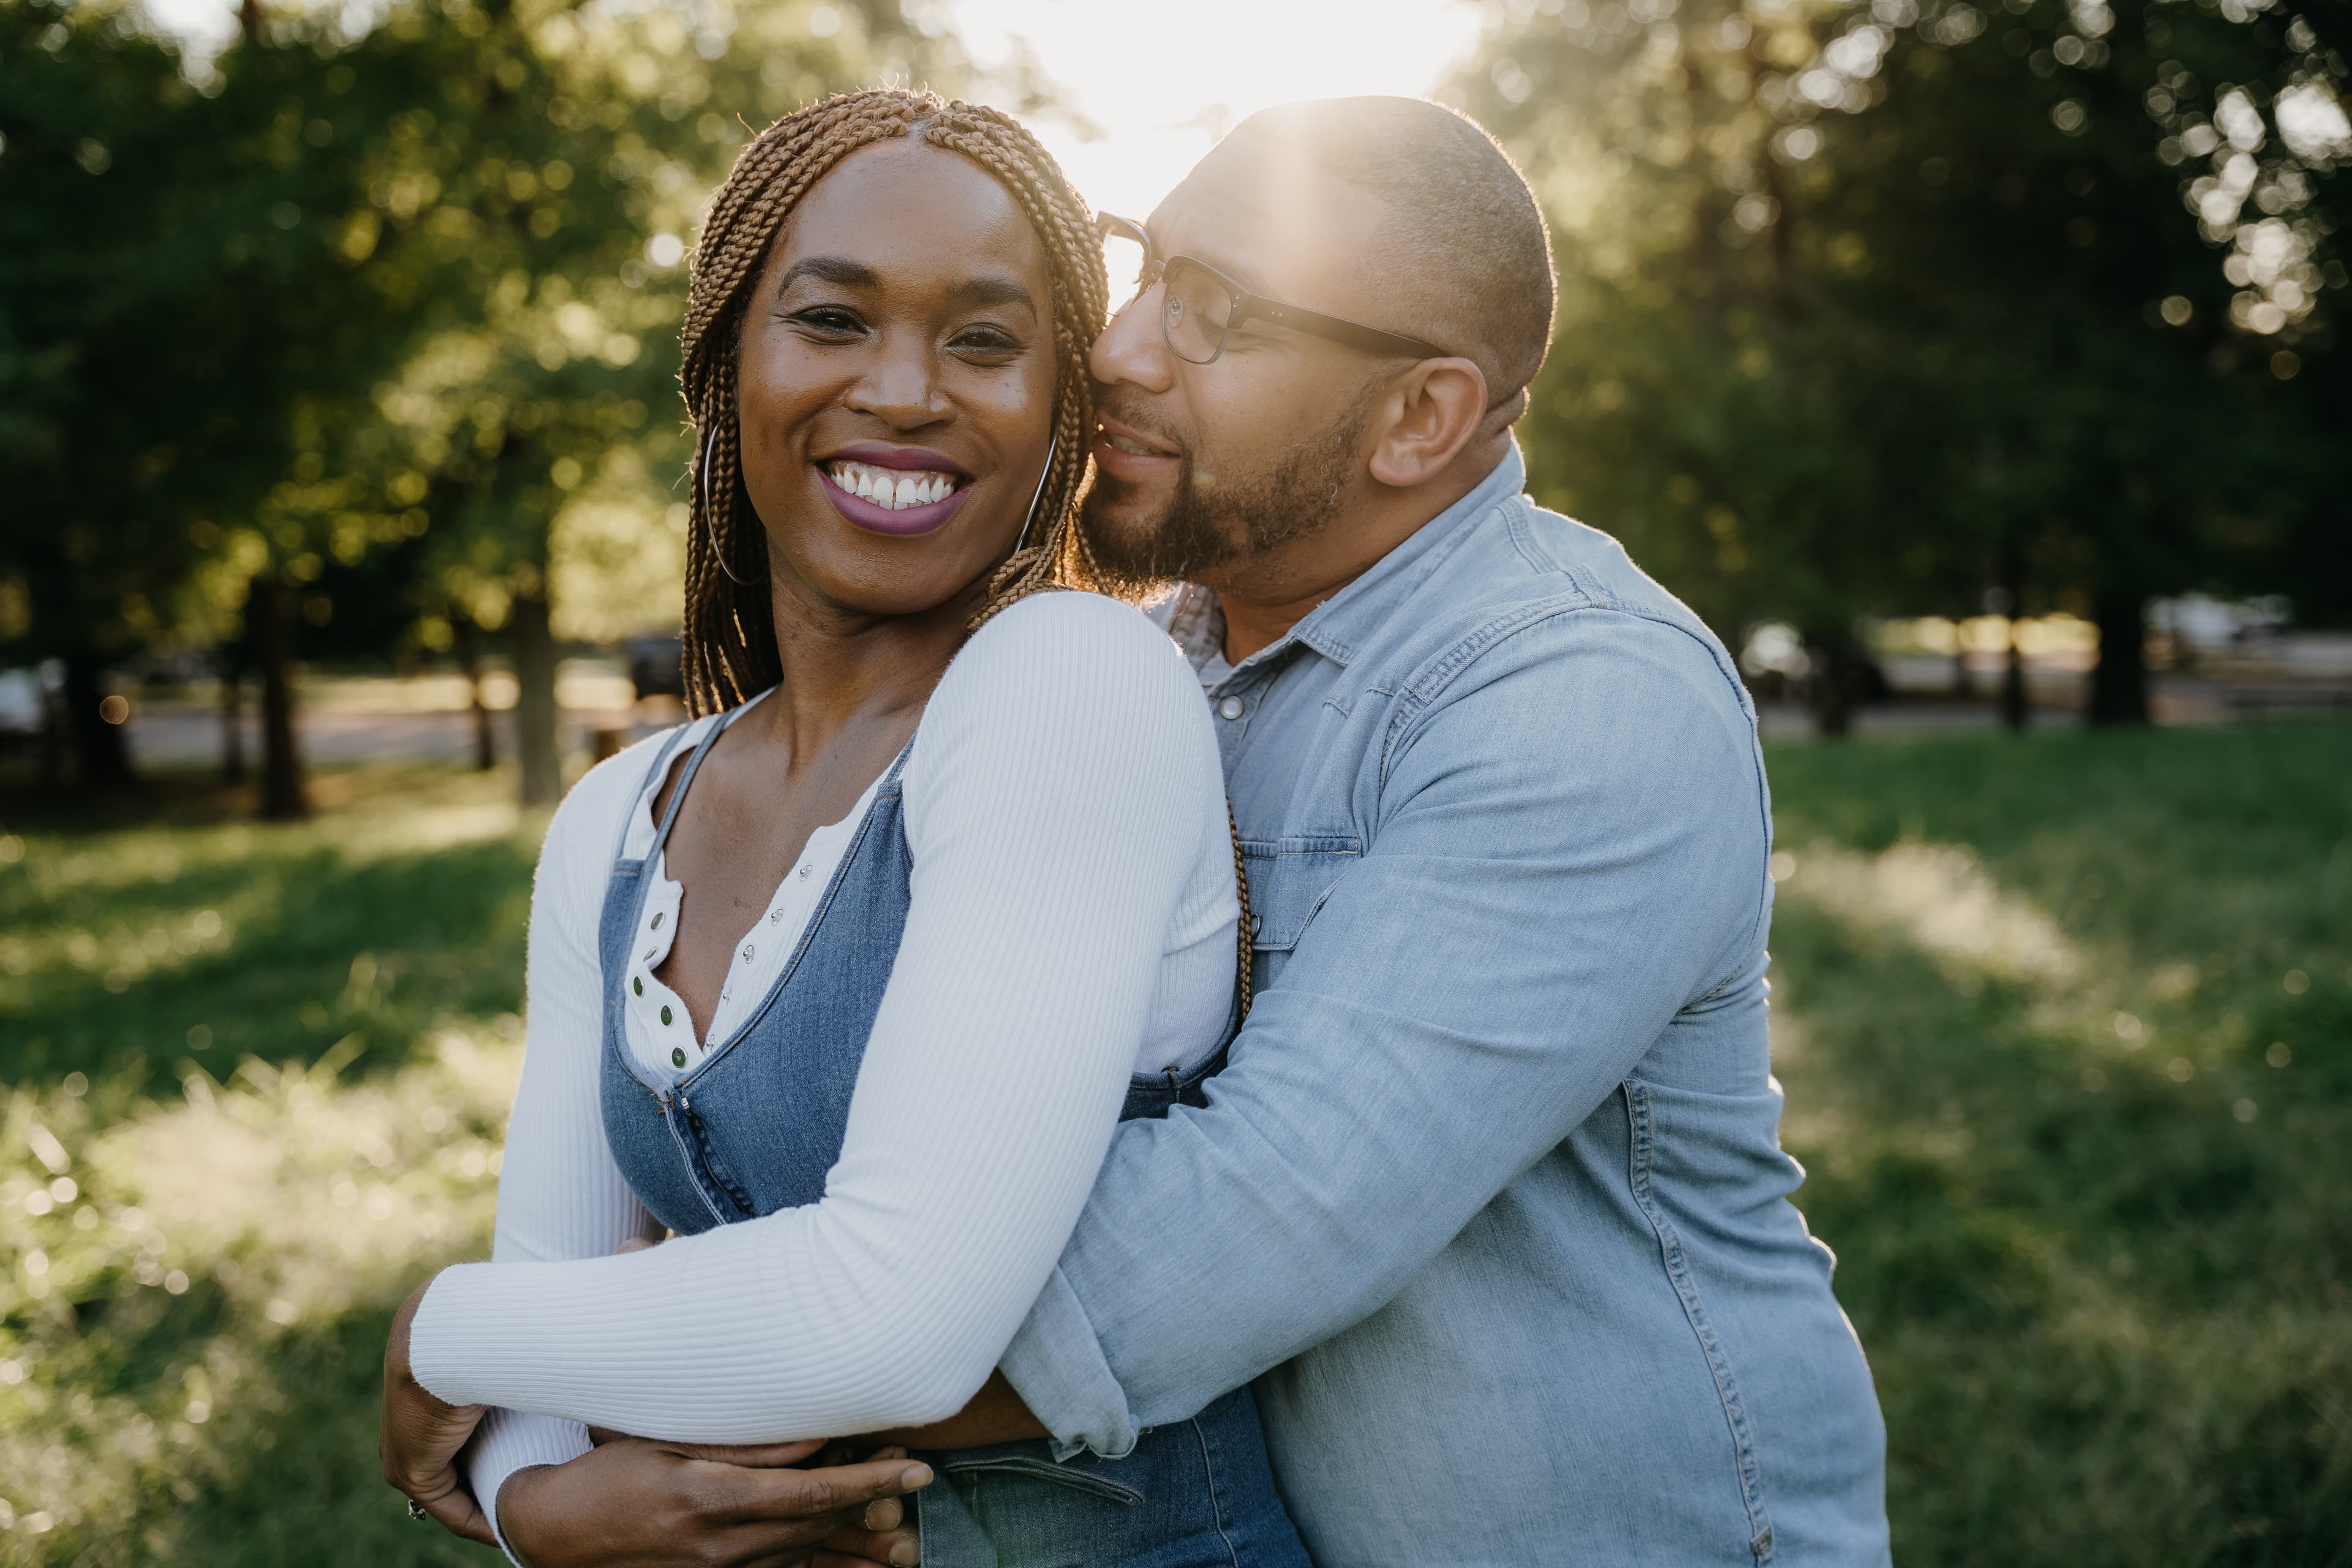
[
  {"left": 1011, "top": 435, "right": 1057, "bottom": 558},
  {"left": 699, "top": 431, "right": 763, "bottom": 587}
]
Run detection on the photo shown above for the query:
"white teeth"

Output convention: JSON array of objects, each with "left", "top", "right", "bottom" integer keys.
[
  {"left": 1107, "top": 434, "right": 1157, "bottom": 456},
  {"left": 824, "top": 461, "right": 960, "bottom": 510}
]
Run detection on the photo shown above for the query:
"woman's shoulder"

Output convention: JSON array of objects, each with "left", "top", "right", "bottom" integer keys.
[
  {"left": 912, "top": 590, "right": 1216, "bottom": 793},
  {"left": 948, "top": 589, "right": 1197, "bottom": 694}
]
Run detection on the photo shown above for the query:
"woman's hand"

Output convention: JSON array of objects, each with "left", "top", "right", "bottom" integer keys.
[
  {"left": 379, "top": 1278, "right": 496, "bottom": 1544},
  {"left": 497, "top": 1438, "right": 931, "bottom": 1568}
]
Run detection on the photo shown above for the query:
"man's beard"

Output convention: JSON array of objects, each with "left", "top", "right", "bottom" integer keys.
[{"left": 1082, "top": 383, "right": 1377, "bottom": 583}]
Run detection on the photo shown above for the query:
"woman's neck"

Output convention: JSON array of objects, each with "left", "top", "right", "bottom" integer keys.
[{"left": 745, "top": 565, "right": 992, "bottom": 772}]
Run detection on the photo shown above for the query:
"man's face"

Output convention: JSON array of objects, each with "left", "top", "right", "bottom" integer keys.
[{"left": 1080, "top": 134, "right": 1403, "bottom": 584}]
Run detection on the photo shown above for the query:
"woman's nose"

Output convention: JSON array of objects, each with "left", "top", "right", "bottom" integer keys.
[{"left": 842, "top": 339, "right": 951, "bottom": 428}]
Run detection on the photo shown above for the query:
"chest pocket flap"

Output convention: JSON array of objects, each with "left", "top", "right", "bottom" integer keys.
[{"left": 1240, "top": 835, "right": 1362, "bottom": 952}]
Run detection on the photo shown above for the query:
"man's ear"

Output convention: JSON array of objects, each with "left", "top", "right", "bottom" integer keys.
[{"left": 1366, "top": 357, "right": 1490, "bottom": 489}]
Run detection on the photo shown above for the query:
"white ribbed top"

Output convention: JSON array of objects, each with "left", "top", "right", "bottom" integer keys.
[{"left": 408, "top": 590, "right": 1237, "bottom": 1542}]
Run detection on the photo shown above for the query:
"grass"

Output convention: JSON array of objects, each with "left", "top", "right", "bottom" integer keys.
[
  {"left": 1, "top": 724, "right": 2347, "bottom": 1565},
  {"left": 0, "top": 766, "right": 538, "bottom": 1566},
  {"left": 1765, "top": 720, "right": 2352, "bottom": 1566}
]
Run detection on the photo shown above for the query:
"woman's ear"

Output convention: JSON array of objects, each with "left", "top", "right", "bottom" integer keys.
[{"left": 1366, "top": 357, "right": 1490, "bottom": 489}]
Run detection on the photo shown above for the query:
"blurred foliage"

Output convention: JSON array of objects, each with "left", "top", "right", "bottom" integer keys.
[
  {"left": 1452, "top": 0, "right": 2351, "bottom": 710},
  {"left": 0, "top": 0, "right": 962, "bottom": 792}
]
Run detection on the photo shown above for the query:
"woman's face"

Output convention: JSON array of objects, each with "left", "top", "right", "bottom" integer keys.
[{"left": 735, "top": 138, "right": 1058, "bottom": 620}]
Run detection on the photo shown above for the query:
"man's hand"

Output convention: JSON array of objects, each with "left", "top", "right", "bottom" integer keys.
[
  {"left": 497, "top": 1437, "right": 932, "bottom": 1568},
  {"left": 380, "top": 1278, "right": 496, "bottom": 1545}
]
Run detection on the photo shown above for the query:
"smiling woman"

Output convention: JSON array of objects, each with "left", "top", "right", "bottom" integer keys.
[
  {"left": 377, "top": 88, "right": 1308, "bottom": 1568},
  {"left": 733, "top": 141, "right": 1054, "bottom": 572},
  {"left": 681, "top": 92, "right": 1109, "bottom": 709}
]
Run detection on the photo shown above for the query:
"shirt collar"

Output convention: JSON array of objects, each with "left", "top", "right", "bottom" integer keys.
[{"left": 1165, "top": 442, "right": 1526, "bottom": 686}]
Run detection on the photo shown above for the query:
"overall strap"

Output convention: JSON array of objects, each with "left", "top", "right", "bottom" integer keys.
[
  {"left": 646, "top": 707, "right": 742, "bottom": 861},
  {"left": 609, "top": 722, "right": 698, "bottom": 865},
  {"left": 877, "top": 734, "right": 918, "bottom": 792}
]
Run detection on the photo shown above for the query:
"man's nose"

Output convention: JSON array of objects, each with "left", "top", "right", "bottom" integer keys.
[
  {"left": 1091, "top": 286, "right": 1176, "bottom": 394},
  {"left": 844, "top": 337, "right": 951, "bottom": 427}
]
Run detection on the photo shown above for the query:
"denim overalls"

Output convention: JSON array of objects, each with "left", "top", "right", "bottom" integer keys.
[{"left": 597, "top": 715, "right": 1308, "bottom": 1568}]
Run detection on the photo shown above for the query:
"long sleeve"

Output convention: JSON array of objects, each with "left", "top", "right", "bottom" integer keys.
[
  {"left": 458, "top": 749, "right": 666, "bottom": 1550},
  {"left": 410, "top": 592, "right": 1226, "bottom": 1441},
  {"left": 999, "top": 607, "right": 1773, "bottom": 1457}
]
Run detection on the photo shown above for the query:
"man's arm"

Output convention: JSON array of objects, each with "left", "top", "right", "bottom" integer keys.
[
  {"left": 870, "top": 1370, "right": 1047, "bottom": 1450},
  {"left": 1000, "top": 608, "right": 1771, "bottom": 1455}
]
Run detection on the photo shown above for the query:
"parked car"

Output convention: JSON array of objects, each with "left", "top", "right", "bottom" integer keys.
[{"left": 626, "top": 636, "right": 684, "bottom": 701}]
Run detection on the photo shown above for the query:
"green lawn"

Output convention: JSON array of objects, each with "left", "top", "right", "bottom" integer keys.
[
  {"left": 1766, "top": 721, "right": 2352, "bottom": 1566},
  {"left": 2, "top": 724, "right": 2347, "bottom": 1566}
]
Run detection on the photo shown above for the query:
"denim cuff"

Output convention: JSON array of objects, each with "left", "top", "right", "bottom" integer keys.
[{"left": 1000, "top": 1265, "right": 1139, "bottom": 1461}]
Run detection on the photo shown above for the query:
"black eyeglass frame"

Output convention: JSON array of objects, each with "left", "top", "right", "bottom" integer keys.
[{"left": 1096, "top": 211, "right": 1447, "bottom": 366}]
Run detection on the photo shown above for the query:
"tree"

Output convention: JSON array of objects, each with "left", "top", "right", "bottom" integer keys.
[
  {"left": 2, "top": 0, "right": 961, "bottom": 807},
  {"left": 1451, "top": 0, "right": 2346, "bottom": 726}
]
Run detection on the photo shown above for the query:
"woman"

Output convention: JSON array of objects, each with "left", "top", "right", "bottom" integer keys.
[{"left": 380, "top": 91, "right": 1306, "bottom": 1567}]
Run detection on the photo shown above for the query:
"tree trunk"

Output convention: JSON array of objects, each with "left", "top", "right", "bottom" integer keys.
[
  {"left": 1804, "top": 632, "right": 1868, "bottom": 738},
  {"left": 2000, "top": 637, "right": 2029, "bottom": 732},
  {"left": 453, "top": 612, "right": 497, "bottom": 772},
  {"left": 62, "top": 652, "right": 135, "bottom": 791},
  {"left": 2089, "top": 585, "right": 2150, "bottom": 726},
  {"left": 511, "top": 587, "right": 561, "bottom": 807},
  {"left": 1997, "top": 543, "right": 2029, "bottom": 732},
  {"left": 248, "top": 572, "right": 309, "bottom": 820},
  {"left": 37, "top": 666, "right": 65, "bottom": 791},
  {"left": 220, "top": 658, "right": 246, "bottom": 785}
]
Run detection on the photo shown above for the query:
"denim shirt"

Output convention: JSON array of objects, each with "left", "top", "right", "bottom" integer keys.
[{"left": 1000, "top": 447, "right": 1890, "bottom": 1566}]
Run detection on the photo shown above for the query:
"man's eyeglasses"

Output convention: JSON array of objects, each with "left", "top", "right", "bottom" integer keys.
[{"left": 1096, "top": 211, "right": 1446, "bottom": 367}]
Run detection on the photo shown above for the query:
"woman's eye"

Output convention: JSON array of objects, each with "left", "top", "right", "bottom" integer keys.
[
  {"left": 951, "top": 326, "right": 1022, "bottom": 355},
  {"left": 792, "top": 307, "right": 864, "bottom": 336}
]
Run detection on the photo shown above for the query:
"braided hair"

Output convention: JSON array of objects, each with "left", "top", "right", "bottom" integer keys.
[
  {"left": 675, "top": 91, "right": 1257, "bottom": 1019},
  {"left": 677, "top": 89, "right": 1112, "bottom": 717}
]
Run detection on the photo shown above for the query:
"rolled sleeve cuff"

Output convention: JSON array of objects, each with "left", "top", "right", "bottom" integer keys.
[
  {"left": 999, "top": 1265, "right": 1139, "bottom": 1462},
  {"left": 468, "top": 1406, "right": 592, "bottom": 1567}
]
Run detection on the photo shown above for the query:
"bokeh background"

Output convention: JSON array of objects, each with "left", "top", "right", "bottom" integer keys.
[{"left": 2, "top": 0, "right": 2348, "bottom": 1562}]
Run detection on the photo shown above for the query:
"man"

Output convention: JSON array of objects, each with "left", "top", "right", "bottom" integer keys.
[
  {"left": 959, "top": 95, "right": 1890, "bottom": 1565},
  {"left": 394, "top": 95, "right": 1890, "bottom": 1566}
]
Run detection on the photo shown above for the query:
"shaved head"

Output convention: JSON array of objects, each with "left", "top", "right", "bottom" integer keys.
[
  {"left": 1212, "top": 97, "right": 1556, "bottom": 405},
  {"left": 1080, "top": 96, "right": 1550, "bottom": 617}
]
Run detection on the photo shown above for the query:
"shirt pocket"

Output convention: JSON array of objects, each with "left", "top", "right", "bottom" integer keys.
[{"left": 1239, "top": 835, "right": 1362, "bottom": 953}]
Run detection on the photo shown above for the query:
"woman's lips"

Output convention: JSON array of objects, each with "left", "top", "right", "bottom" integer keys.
[{"left": 819, "top": 466, "right": 973, "bottom": 537}]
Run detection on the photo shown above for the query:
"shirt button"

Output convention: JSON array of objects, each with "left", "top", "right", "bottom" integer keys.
[
  {"left": 769, "top": 909, "right": 783, "bottom": 924},
  {"left": 1217, "top": 696, "right": 1245, "bottom": 721},
  {"left": 671, "top": 1047, "right": 686, "bottom": 1068},
  {"left": 741, "top": 943, "right": 755, "bottom": 963},
  {"left": 660, "top": 1005, "right": 673, "bottom": 1026},
  {"left": 650, "top": 911, "right": 663, "bottom": 929},
  {"left": 798, "top": 864, "right": 812, "bottom": 879},
  {"left": 633, "top": 976, "right": 643, "bottom": 996}
]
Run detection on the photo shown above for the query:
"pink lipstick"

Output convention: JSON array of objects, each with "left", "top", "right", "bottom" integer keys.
[{"left": 816, "top": 443, "right": 974, "bottom": 538}]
